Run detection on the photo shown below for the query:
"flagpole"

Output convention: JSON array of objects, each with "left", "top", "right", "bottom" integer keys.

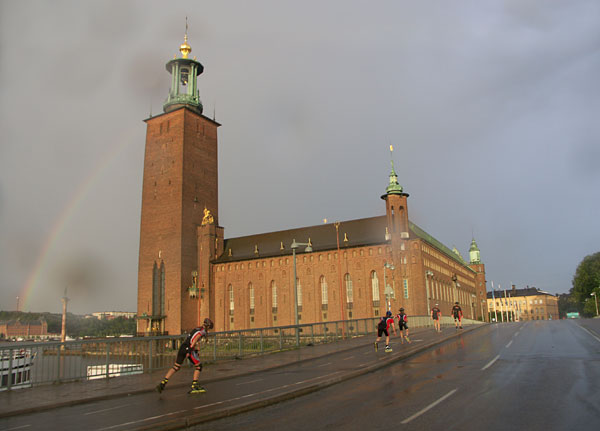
[
  {"left": 498, "top": 284, "right": 504, "bottom": 322},
  {"left": 504, "top": 288, "right": 510, "bottom": 322},
  {"left": 491, "top": 281, "right": 498, "bottom": 322}
]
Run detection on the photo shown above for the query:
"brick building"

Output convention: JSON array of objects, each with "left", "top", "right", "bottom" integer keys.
[
  {"left": 137, "top": 36, "right": 488, "bottom": 335},
  {"left": 487, "top": 287, "right": 559, "bottom": 321},
  {"left": 0, "top": 320, "right": 48, "bottom": 339}
]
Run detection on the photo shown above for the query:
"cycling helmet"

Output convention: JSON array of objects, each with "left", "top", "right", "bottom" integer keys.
[
  {"left": 399, "top": 308, "right": 404, "bottom": 312},
  {"left": 386, "top": 311, "right": 392, "bottom": 317},
  {"left": 203, "top": 318, "right": 214, "bottom": 329}
]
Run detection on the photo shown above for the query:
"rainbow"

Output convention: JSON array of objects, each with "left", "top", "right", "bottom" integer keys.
[{"left": 20, "top": 126, "right": 140, "bottom": 311}]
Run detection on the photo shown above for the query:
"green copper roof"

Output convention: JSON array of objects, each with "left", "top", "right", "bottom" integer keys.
[
  {"left": 385, "top": 158, "right": 404, "bottom": 195},
  {"left": 469, "top": 238, "right": 480, "bottom": 252},
  {"left": 409, "top": 221, "right": 475, "bottom": 271}
]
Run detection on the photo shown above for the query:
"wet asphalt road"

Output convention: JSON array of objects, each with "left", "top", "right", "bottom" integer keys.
[
  {"left": 198, "top": 319, "right": 600, "bottom": 431},
  {"left": 0, "top": 320, "right": 598, "bottom": 431}
]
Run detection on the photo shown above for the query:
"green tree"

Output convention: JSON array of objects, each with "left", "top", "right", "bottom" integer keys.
[{"left": 572, "top": 251, "right": 600, "bottom": 301}]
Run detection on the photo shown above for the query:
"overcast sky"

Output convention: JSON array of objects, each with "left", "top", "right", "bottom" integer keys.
[{"left": 1, "top": 0, "right": 599, "bottom": 314}]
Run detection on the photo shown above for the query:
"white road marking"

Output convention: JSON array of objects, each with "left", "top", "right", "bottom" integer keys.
[
  {"left": 3, "top": 425, "right": 31, "bottom": 430},
  {"left": 193, "top": 370, "right": 345, "bottom": 411},
  {"left": 401, "top": 389, "right": 457, "bottom": 424},
  {"left": 235, "top": 378, "right": 263, "bottom": 386},
  {"left": 505, "top": 340, "right": 513, "bottom": 348},
  {"left": 342, "top": 356, "right": 354, "bottom": 361},
  {"left": 481, "top": 354, "right": 500, "bottom": 371},
  {"left": 97, "top": 410, "right": 187, "bottom": 430},
  {"left": 317, "top": 362, "right": 332, "bottom": 367},
  {"left": 578, "top": 325, "right": 600, "bottom": 343},
  {"left": 84, "top": 404, "right": 130, "bottom": 416}
]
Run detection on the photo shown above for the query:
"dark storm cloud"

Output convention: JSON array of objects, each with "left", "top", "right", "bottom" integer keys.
[{"left": 1, "top": 0, "right": 599, "bottom": 313}]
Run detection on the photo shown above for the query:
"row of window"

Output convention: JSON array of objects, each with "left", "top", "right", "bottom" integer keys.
[
  {"left": 226, "top": 271, "right": 410, "bottom": 313},
  {"left": 217, "top": 248, "right": 391, "bottom": 272}
]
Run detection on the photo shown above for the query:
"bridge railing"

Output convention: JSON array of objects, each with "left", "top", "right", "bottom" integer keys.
[{"left": 0, "top": 316, "right": 482, "bottom": 390}]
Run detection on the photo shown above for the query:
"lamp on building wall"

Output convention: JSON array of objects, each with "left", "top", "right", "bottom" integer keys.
[
  {"left": 425, "top": 270, "right": 434, "bottom": 314},
  {"left": 188, "top": 270, "right": 199, "bottom": 299},
  {"left": 383, "top": 262, "right": 395, "bottom": 312},
  {"left": 451, "top": 274, "right": 459, "bottom": 304},
  {"left": 291, "top": 239, "right": 313, "bottom": 346}
]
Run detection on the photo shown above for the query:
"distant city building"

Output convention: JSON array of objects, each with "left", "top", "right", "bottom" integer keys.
[
  {"left": 487, "top": 286, "right": 559, "bottom": 321},
  {"left": 136, "top": 35, "right": 489, "bottom": 335},
  {"left": 0, "top": 320, "right": 48, "bottom": 339},
  {"left": 91, "top": 312, "right": 136, "bottom": 320}
]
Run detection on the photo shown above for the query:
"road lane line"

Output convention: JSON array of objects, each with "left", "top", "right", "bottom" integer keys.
[
  {"left": 3, "top": 425, "right": 31, "bottom": 430},
  {"left": 317, "top": 362, "right": 332, "bottom": 367},
  {"left": 342, "top": 356, "right": 355, "bottom": 360},
  {"left": 84, "top": 404, "right": 130, "bottom": 416},
  {"left": 401, "top": 389, "right": 457, "bottom": 424},
  {"left": 192, "top": 371, "right": 346, "bottom": 411},
  {"left": 505, "top": 340, "right": 513, "bottom": 348},
  {"left": 236, "top": 378, "right": 263, "bottom": 386},
  {"left": 481, "top": 355, "right": 500, "bottom": 371},
  {"left": 578, "top": 325, "right": 600, "bottom": 343},
  {"left": 97, "top": 410, "right": 187, "bottom": 431},
  {"left": 194, "top": 401, "right": 225, "bottom": 409}
]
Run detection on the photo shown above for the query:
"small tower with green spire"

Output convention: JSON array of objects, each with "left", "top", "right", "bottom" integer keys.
[
  {"left": 469, "top": 238, "right": 481, "bottom": 264},
  {"left": 381, "top": 145, "right": 410, "bottom": 240},
  {"left": 163, "top": 22, "right": 204, "bottom": 114}
]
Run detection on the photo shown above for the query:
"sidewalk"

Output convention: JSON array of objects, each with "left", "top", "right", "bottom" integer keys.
[{"left": 0, "top": 324, "right": 484, "bottom": 419}]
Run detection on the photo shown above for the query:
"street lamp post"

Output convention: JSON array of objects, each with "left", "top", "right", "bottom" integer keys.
[
  {"left": 591, "top": 292, "right": 599, "bottom": 316},
  {"left": 383, "top": 262, "right": 395, "bottom": 312},
  {"left": 291, "top": 239, "right": 313, "bottom": 346},
  {"left": 425, "top": 271, "right": 434, "bottom": 315}
]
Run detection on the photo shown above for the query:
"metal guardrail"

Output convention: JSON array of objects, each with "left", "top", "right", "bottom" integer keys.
[{"left": 0, "top": 316, "right": 482, "bottom": 391}]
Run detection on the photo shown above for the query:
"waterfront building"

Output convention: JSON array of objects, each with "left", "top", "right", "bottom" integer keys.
[{"left": 136, "top": 35, "right": 488, "bottom": 335}]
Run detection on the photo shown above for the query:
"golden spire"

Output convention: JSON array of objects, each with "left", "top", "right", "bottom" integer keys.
[{"left": 179, "top": 17, "right": 192, "bottom": 58}]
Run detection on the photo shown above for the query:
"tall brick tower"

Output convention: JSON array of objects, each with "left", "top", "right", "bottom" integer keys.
[
  {"left": 468, "top": 238, "right": 488, "bottom": 321},
  {"left": 380, "top": 146, "right": 412, "bottom": 312},
  {"left": 137, "top": 32, "right": 221, "bottom": 335}
]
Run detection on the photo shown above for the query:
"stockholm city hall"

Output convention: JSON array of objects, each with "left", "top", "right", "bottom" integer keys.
[{"left": 136, "top": 35, "right": 489, "bottom": 335}]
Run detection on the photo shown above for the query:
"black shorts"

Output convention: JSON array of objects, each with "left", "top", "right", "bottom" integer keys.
[
  {"left": 175, "top": 343, "right": 201, "bottom": 366},
  {"left": 398, "top": 323, "right": 408, "bottom": 331},
  {"left": 377, "top": 328, "right": 389, "bottom": 337},
  {"left": 453, "top": 315, "right": 462, "bottom": 321}
]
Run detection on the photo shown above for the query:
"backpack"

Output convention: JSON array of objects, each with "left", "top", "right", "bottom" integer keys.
[{"left": 377, "top": 317, "right": 387, "bottom": 331}]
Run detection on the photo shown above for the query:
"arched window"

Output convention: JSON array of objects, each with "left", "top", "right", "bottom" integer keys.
[
  {"left": 249, "top": 283, "right": 255, "bottom": 314},
  {"left": 152, "top": 262, "right": 159, "bottom": 316},
  {"left": 228, "top": 284, "right": 234, "bottom": 315},
  {"left": 159, "top": 261, "right": 165, "bottom": 315},
  {"left": 296, "top": 278, "right": 302, "bottom": 312},
  {"left": 371, "top": 271, "right": 380, "bottom": 304},
  {"left": 345, "top": 273, "right": 353, "bottom": 304},
  {"left": 271, "top": 280, "right": 278, "bottom": 312},
  {"left": 320, "top": 276, "right": 328, "bottom": 310}
]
